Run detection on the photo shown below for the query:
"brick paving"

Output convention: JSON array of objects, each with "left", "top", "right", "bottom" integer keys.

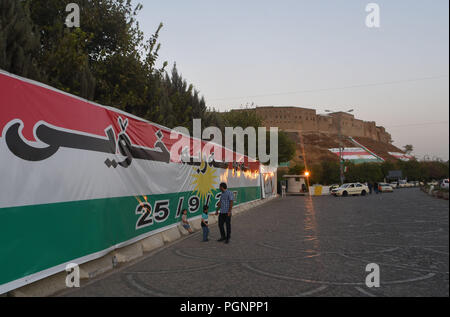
[{"left": 62, "top": 188, "right": 449, "bottom": 297}]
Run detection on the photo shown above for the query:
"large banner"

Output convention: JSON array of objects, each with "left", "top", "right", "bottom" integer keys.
[
  {"left": 329, "top": 137, "right": 384, "bottom": 164},
  {"left": 388, "top": 152, "right": 413, "bottom": 161},
  {"left": 0, "top": 71, "right": 261, "bottom": 293},
  {"left": 329, "top": 147, "right": 381, "bottom": 163}
]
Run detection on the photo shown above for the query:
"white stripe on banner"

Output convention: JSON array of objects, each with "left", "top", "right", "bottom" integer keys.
[
  {"left": 329, "top": 147, "right": 364, "bottom": 153},
  {"left": 0, "top": 139, "right": 260, "bottom": 209},
  {"left": 341, "top": 155, "right": 377, "bottom": 160}
]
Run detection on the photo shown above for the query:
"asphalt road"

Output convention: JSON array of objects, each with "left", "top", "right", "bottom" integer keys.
[{"left": 61, "top": 188, "right": 449, "bottom": 297}]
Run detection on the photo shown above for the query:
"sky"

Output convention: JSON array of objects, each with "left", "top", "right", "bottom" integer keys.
[{"left": 133, "top": 0, "right": 449, "bottom": 160}]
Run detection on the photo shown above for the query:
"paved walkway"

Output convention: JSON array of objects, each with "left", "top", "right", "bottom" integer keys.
[{"left": 62, "top": 188, "right": 449, "bottom": 297}]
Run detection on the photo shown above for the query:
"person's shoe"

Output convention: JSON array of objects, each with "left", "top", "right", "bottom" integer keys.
[
  {"left": 217, "top": 238, "right": 226, "bottom": 242},
  {"left": 225, "top": 239, "right": 230, "bottom": 244}
]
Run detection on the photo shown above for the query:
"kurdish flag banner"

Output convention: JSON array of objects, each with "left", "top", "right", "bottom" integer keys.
[
  {"left": 329, "top": 137, "right": 384, "bottom": 164},
  {"left": 0, "top": 70, "right": 261, "bottom": 293},
  {"left": 328, "top": 147, "right": 382, "bottom": 164},
  {"left": 388, "top": 152, "right": 413, "bottom": 161}
]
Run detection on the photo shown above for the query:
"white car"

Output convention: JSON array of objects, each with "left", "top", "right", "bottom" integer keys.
[
  {"left": 331, "top": 183, "right": 369, "bottom": 197},
  {"left": 378, "top": 183, "right": 394, "bottom": 192},
  {"left": 440, "top": 179, "right": 449, "bottom": 189},
  {"left": 389, "top": 182, "right": 398, "bottom": 189}
]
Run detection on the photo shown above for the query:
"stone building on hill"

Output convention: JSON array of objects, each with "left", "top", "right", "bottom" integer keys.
[{"left": 235, "top": 106, "right": 392, "bottom": 144}]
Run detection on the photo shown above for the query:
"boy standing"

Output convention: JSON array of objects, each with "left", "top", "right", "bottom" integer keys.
[{"left": 201, "top": 205, "right": 209, "bottom": 242}]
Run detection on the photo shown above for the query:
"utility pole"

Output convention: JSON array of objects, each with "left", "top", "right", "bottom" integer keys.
[
  {"left": 325, "top": 108, "right": 354, "bottom": 185},
  {"left": 337, "top": 114, "right": 344, "bottom": 185}
]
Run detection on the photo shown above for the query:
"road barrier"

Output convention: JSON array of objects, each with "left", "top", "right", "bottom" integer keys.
[{"left": 309, "top": 185, "right": 332, "bottom": 196}]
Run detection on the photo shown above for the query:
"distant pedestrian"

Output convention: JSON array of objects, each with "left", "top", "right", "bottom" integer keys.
[
  {"left": 216, "top": 182, "right": 233, "bottom": 244},
  {"left": 181, "top": 209, "right": 193, "bottom": 233},
  {"left": 368, "top": 182, "right": 373, "bottom": 194},
  {"left": 281, "top": 182, "right": 286, "bottom": 197},
  {"left": 374, "top": 182, "right": 379, "bottom": 194},
  {"left": 201, "top": 205, "right": 209, "bottom": 242},
  {"left": 302, "top": 183, "right": 307, "bottom": 193}
]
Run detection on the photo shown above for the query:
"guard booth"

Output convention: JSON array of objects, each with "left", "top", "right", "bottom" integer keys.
[{"left": 282, "top": 175, "right": 307, "bottom": 195}]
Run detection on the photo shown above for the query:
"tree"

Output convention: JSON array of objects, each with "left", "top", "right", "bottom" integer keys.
[
  {"left": 317, "top": 161, "right": 340, "bottom": 184},
  {"left": 380, "top": 161, "right": 396, "bottom": 179},
  {"left": 222, "top": 108, "right": 263, "bottom": 130},
  {"left": 277, "top": 131, "right": 296, "bottom": 164},
  {"left": 220, "top": 108, "right": 262, "bottom": 158},
  {"left": 288, "top": 163, "right": 305, "bottom": 175},
  {"left": 0, "top": 0, "right": 42, "bottom": 81},
  {"left": 403, "top": 144, "right": 414, "bottom": 155},
  {"left": 219, "top": 109, "right": 295, "bottom": 163},
  {"left": 21, "top": 0, "right": 217, "bottom": 129},
  {"left": 2, "top": 0, "right": 223, "bottom": 134},
  {"left": 158, "top": 63, "right": 213, "bottom": 130}
]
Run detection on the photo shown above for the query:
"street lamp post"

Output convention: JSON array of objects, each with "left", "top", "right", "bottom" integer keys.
[{"left": 325, "top": 108, "right": 354, "bottom": 185}]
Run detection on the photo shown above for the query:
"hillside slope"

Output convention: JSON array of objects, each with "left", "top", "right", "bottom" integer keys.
[{"left": 285, "top": 131, "right": 405, "bottom": 165}]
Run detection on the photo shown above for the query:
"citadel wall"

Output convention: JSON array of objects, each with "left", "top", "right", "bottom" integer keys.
[{"left": 235, "top": 106, "right": 392, "bottom": 144}]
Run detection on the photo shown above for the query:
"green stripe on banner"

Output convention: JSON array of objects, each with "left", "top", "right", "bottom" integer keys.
[
  {"left": 0, "top": 186, "right": 260, "bottom": 287},
  {"left": 348, "top": 158, "right": 381, "bottom": 164}
]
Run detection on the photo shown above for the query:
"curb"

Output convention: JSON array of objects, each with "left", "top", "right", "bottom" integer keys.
[{"left": 420, "top": 186, "right": 449, "bottom": 200}]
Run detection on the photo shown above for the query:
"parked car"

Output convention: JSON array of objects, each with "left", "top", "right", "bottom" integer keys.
[
  {"left": 328, "top": 184, "right": 340, "bottom": 192},
  {"left": 379, "top": 183, "right": 394, "bottom": 192},
  {"left": 389, "top": 182, "right": 398, "bottom": 189},
  {"left": 331, "top": 183, "right": 369, "bottom": 197},
  {"left": 440, "top": 179, "right": 449, "bottom": 189}
]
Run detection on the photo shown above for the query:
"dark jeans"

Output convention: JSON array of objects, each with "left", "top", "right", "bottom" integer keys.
[
  {"left": 202, "top": 226, "right": 209, "bottom": 241},
  {"left": 218, "top": 213, "right": 231, "bottom": 240}
]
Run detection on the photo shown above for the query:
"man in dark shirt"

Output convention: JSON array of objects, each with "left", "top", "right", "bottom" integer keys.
[{"left": 216, "top": 182, "right": 233, "bottom": 244}]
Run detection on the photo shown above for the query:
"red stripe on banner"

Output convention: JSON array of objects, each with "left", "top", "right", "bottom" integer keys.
[
  {"left": 0, "top": 73, "right": 117, "bottom": 140},
  {"left": 0, "top": 73, "right": 260, "bottom": 170},
  {"left": 331, "top": 151, "right": 373, "bottom": 156}
]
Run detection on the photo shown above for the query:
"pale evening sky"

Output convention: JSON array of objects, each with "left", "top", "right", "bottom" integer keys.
[{"left": 133, "top": 0, "right": 449, "bottom": 160}]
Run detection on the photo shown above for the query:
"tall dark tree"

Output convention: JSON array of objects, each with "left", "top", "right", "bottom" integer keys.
[
  {"left": 0, "top": 0, "right": 42, "bottom": 80},
  {"left": 157, "top": 63, "right": 213, "bottom": 130},
  {"left": 25, "top": 0, "right": 96, "bottom": 98},
  {"left": 1, "top": 1, "right": 231, "bottom": 136}
]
